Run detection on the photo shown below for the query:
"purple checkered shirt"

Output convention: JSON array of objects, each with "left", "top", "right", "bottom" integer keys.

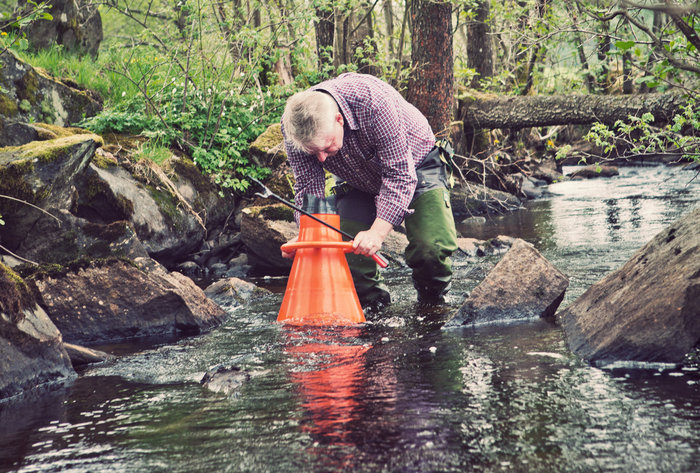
[{"left": 282, "top": 73, "right": 435, "bottom": 226}]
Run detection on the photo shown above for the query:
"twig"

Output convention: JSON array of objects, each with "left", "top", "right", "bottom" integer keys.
[
  {"left": 0, "top": 194, "right": 61, "bottom": 225},
  {"left": 0, "top": 244, "right": 38, "bottom": 266}
]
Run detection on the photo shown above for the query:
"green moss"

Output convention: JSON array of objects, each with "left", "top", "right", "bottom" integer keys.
[
  {"left": 1, "top": 133, "right": 104, "bottom": 163},
  {"left": 148, "top": 185, "right": 185, "bottom": 229},
  {"left": 260, "top": 205, "right": 294, "bottom": 222},
  {"left": 249, "top": 123, "right": 284, "bottom": 154},
  {"left": 0, "top": 262, "right": 35, "bottom": 321},
  {"left": 0, "top": 93, "right": 19, "bottom": 117},
  {"left": 19, "top": 99, "right": 31, "bottom": 112},
  {"left": 171, "top": 157, "right": 211, "bottom": 191},
  {"left": 0, "top": 160, "right": 37, "bottom": 215},
  {"left": 18, "top": 256, "right": 138, "bottom": 281},
  {"left": 39, "top": 99, "right": 55, "bottom": 123},
  {"left": 16, "top": 69, "right": 40, "bottom": 105},
  {"left": 246, "top": 203, "right": 294, "bottom": 222},
  {"left": 92, "top": 152, "right": 118, "bottom": 169},
  {"left": 36, "top": 123, "right": 94, "bottom": 138}
]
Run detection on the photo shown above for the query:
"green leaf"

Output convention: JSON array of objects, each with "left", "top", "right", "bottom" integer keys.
[
  {"left": 42, "top": 13, "right": 53, "bottom": 20},
  {"left": 615, "top": 40, "right": 635, "bottom": 51},
  {"left": 18, "top": 38, "right": 28, "bottom": 50}
]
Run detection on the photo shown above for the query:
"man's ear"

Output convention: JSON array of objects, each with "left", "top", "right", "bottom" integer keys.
[{"left": 336, "top": 112, "right": 344, "bottom": 127}]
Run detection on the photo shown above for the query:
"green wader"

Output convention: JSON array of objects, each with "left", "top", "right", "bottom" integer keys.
[{"left": 335, "top": 144, "right": 458, "bottom": 308}]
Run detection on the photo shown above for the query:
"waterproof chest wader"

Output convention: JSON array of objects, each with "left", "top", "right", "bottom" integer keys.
[{"left": 335, "top": 141, "right": 458, "bottom": 307}]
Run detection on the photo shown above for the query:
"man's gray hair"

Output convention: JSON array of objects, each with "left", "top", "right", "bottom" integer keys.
[{"left": 282, "top": 90, "right": 338, "bottom": 153}]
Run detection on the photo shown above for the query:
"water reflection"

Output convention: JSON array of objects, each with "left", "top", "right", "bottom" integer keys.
[
  {"left": 458, "top": 166, "right": 699, "bottom": 254},
  {"left": 283, "top": 326, "right": 370, "bottom": 447}
]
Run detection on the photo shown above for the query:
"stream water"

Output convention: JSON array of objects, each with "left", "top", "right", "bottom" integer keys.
[{"left": 1, "top": 164, "right": 699, "bottom": 473}]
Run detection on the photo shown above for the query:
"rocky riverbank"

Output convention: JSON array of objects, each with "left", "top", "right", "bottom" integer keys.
[{"left": 1, "top": 52, "right": 698, "bottom": 403}]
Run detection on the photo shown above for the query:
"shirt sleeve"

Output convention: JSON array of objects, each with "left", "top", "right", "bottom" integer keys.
[
  {"left": 281, "top": 124, "right": 326, "bottom": 224},
  {"left": 370, "top": 100, "right": 418, "bottom": 226}
]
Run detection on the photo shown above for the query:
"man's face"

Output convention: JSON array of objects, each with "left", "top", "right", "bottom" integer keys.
[{"left": 308, "top": 112, "right": 344, "bottom": 163}]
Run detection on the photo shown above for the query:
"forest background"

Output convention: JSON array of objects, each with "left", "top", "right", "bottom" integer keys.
[{"left": 1, "top": 0, "right": 698, "bottom": 196}]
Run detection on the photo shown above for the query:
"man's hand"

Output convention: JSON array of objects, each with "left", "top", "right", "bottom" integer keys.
[
  {"left": 352, "top": 218, "right": 393, "bottom": 257},
  {"left": 281, "top": 235, "right": 298, "bottom": 259}
]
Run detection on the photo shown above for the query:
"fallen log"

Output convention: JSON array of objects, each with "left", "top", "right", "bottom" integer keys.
[{"left": 458, "top": 91, "right": 687, "bottom": 130}]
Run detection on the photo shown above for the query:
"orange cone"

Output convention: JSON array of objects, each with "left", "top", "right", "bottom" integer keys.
[{"left": 278, "top": 210, "right": 365, "bottom": 325}]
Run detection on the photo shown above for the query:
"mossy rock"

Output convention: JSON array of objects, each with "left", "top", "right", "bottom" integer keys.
[
  {"left": 0, "top": 262, "right": 35, "bottom": 322},
  {"left": 0, "top": 133, "right": 104, "bottom": 163},
  {"left": 243, "top": 203, "right": 294, "bottom": 222},
  {"left": 249, "top": 123, "right": 286, "bottom": 168},
  {"left": 0, "top": 93, "right": 19, "bottom": 117}
]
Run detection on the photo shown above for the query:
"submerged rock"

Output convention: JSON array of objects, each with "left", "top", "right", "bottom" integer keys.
[
  {"left": 204, "top": 277, "right": 271, "bottom": 310},
  {"left": 568, "top": 165, "right": 619, "bottom": 179},
  {"left": 557, "top": 206, "right": 700, "bottom": 364},
  {"left": 0, "top": 263, "right": 75, "bottom": 401},
  {"left": 200, "top": 364, "right": 251, "bottom": 396},
  {"left": 444, "top": 239, "right": 569, "bottom": 327},
  {"left": 63, "top": 343, "right": 115, "bottom": 367},
  {"left": 30, "top": 257, "right": 227, "bottom": 346}
]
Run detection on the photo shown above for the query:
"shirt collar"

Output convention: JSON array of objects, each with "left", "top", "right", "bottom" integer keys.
[{"left": 311, "top": 84, "right": 359, "bottom": 131}]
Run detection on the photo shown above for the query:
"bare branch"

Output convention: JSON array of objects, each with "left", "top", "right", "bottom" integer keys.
[
  {"left": 0, "top": 194, "right": 61, "bottom": 225},
  {"left": 0, "top": 244, "right": 38, "bottom": 266}
]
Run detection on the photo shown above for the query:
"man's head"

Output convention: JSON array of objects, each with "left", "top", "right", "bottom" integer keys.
[{"left": 282, "top": 90, "right": 344, "bottom": 162}]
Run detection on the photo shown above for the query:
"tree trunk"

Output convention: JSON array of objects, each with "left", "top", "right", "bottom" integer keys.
[
  {"left": 334, "top": 0, "right": 379, "bottom": 75},
  {"left": 466, "top": 0, "right": 492, "bottom": 89},
  {"left": 458, "top": 92, "right": 687, "bottom": 130},
  {"left": 315, "top": 3, "right": 335, "bottom": 71},
  {"left": 383, "top": 0, "right": 395, "bottom": 55},
  {"left": 574, "top": 32, "right": 595, "bottom": 93},
  {"left": 406, "top": 0, "right": 453, "bottom": 136},
  {"left": 596, "top": 7, "right": 612, "bottom": 93}
]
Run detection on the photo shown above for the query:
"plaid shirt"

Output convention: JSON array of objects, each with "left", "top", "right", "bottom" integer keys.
[{"left": 283, "top": 73, "right": 435, "bottom": 226}]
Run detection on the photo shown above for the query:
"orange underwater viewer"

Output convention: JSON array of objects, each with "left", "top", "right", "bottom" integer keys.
[{"left": 278, "top": 195, "right": 366, "bottom": 325}]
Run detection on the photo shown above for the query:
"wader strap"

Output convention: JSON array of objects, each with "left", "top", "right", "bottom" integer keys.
[{"left": 435, "top": 139, "right": 456, "bottom": 189}]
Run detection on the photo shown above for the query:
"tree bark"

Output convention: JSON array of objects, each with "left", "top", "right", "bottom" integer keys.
[
  {"left": 406, "top": 0, "right": 453, "bottom": 136},
  {"left": 458, "top": 92, "right": 687, "bottom": 130},
  {"left": 466, "top": 0, "right": 492, "bottom": 89},
  {"left": 315, "top": 3, "right": 335, "bottom": 71}
]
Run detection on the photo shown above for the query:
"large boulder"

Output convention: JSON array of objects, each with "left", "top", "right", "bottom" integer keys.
[
  {"left": 0, "top": 128, "right": 103, "bottom": 252},
  {"left": 75, "top": 149, "right": 237, "bottom": 266},
  {"left": 557, "top": 206, "right": 700, "bottom": 364},
  {"left": 0, "top": 51, "right": 101, "bottom": 126},
  {"left": 444, "top": 238, "right": 569, "bottom": 327},
  {"left": 0, "top": 126, "right": 236, "bottom": 267},
  {"left": 240, "top": 204, "right": 297, "bottom": 274},
  {"left": 21, "top": 0, "right": 103, "bottom": 57},
  {"left": 29, "top": 257, "right": 227, "bottom": 345},
  {"left": 0, "top": 263, "right": 75, "bottom": 401}
]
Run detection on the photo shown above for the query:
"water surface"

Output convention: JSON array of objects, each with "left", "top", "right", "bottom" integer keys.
[{"left": 1, "top": 164, "right": 698, "bottom": 473}]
